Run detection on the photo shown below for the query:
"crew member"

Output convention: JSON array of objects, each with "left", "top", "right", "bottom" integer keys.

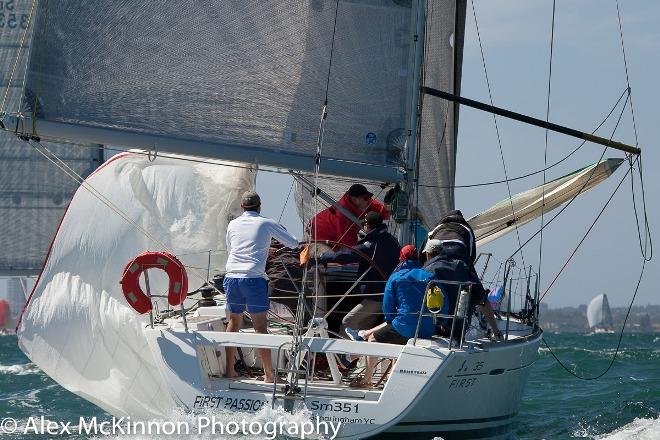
[
  {"left": 348, "top": 244, "right": 435, "bottom": 388},
  {"left": 422, "top": 240, "right": 502, "bottom": 341},
  {"left": 427, "top": 209, "right": 476, "bottom": 264},
  {"left": 308, "top": 184, "right": 390, "bottom": 248},
  {"left": 318, "top": 211, "right": 400, "bottom": 335},
  {"left": 223, "top": 191, "right": 299, "bottom": 383}
]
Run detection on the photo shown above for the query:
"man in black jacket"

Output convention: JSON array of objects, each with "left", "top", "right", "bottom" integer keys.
[
  {"left": 427, "top": 209, "right": 476, "bottom": 264},
  {"left": 319, "top": 211, "right": 400, "bottom": 335},
  {"left": 423, "top": 239, "right": 502, "bottom": 341}
]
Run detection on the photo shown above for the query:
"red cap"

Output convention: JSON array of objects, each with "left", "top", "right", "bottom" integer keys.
[{"left": 399, "top": 244, "right": 418, "bottom": 262}]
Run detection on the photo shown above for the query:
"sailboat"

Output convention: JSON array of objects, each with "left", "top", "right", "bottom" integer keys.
[
  {"left": 0, "top": 299, "right": 14, "bottom": 335},
  {"left": 587, "top": 294, "right": 615, "bottom": 334},
  {"left": 1, "top": 1, "right": 640, "bottom": 439}
]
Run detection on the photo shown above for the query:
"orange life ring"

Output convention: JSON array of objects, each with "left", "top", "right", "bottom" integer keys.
[{"left": 120, "top": 251, "right": 188, "bottom": 314}]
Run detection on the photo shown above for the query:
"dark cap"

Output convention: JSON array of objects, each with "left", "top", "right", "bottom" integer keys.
[
  {"left": 362, "top": 211, "right": 382, "bottom": 227},
  {"left": 241, "top": 190, "right": 261, "bottom": 209},
  {"left": 347, "top": 184, "right": 373, "bottom": 198},
  {"left": 441, "top": 209, "right": 464, "bottom": 221}
]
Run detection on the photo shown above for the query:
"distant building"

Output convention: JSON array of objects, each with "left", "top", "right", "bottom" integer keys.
[{"left": 577, "top": 304, "right": 587, "bottom": 313}]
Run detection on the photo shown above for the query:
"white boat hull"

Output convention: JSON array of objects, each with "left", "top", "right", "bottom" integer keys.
[{"left": 143, "top": 310, "right": 541, "bottom": 439}]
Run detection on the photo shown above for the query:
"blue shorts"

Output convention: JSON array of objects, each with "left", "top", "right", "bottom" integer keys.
[{"left": 223, "top": 277, "right": 269, "bottom": 314}]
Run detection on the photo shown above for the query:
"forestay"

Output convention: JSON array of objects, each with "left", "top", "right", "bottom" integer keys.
[
  {"left": 10, "top": 0, "right": 422, "bottom": 181},
  {"left": 16, "top": 152, "right": 254, "bottom": 418},
  {"left": 0, "top": 0, "right": 102, "bottom": 275}
]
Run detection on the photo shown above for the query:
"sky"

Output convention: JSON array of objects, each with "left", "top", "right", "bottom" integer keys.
[
  {"left": 1, "top": 1, "right": 657, "bottom": 309},
  {"left": 256, "top": 0, "right": 659, "bottom": 308}
]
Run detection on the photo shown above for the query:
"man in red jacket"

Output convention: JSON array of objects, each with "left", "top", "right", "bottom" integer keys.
[{"left": 307, "top": 184, "right": 390, "bottom": 247}]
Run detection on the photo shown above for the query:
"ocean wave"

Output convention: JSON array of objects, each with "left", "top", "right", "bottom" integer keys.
[
  {"left": 0, "top": 363, "right": 42, "bottom": 376},
  {"left": 596, "top": 417, "right": 660, "bottom": 440}
]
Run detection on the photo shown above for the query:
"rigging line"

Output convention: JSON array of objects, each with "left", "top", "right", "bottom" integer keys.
[
  {"left": 0, "top": 0, "right": 36, "bottom": 114},
  {"left": 539, "top": 157, "right": 634, "bottom": 302},
  {"left": 628, "top": 156, "right": 652, "bottom": 261},
  {"left": 507, "top": 91, "right": 630, "bottom": 261},
  {"left": 543, "top": 256, "right": 647, "bottom": 381},
  {"left": 418, "top": 87, "right": 629, "bottom": 189},
  {"left": 301, "top": 0, "right": 341, "bottom": 344},
  {"left": 27, "top": 140, "right": 220, "bottom": 292},
  {"left": 470, "top": 0, "right": 526, "bottom": 270},
  {"left": 615, "top": 2, "right": 652, "bottom": 262},
  {"left": 615, "top": 0, "right": 639, "bottom": 148},
  {"left": 413, "top": 0, "right": 437, "bottom": 244},
  {"left": 538, "top": 0, "right": 557, "bottom": 291},
  {"left": 322, "top": 0, "right": 340, "bottom": 106},
  {"left": 278, "top": 180, "right": 294, "bottom": 223},
  {"left": 637, "top": 157, "right": 653, "bottom": 259},
  {"left": 614, "top": 1, "right": 652, "bottom": 263}
]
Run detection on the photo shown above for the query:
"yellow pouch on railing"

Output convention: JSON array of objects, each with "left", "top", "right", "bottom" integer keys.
[{"left": 426, "top": 285, "right": 445, "bottom": 312}]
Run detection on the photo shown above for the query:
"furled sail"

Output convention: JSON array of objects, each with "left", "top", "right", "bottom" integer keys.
[
  {"left": 586, "top": 293, "right": 614, "bottom": 329},
  {"left": 5, "top": 1, "right": 426, "bottom": 181},
  {"left": 17, "top": 152, "right": 255, "bottom": 418},
  {"left": 0, "top": 0, "right": 102, "bottom": 275},
  {"left": 468, "top": 158, "right": 624, "bottom": 247}
]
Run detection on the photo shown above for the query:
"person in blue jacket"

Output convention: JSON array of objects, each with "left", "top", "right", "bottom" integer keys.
[{"left": 347, "top": 245, "right": 436, "bottom": 387}]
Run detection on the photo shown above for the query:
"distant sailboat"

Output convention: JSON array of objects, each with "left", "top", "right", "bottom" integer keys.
[
  {"left": 0, "top": 299, "right": 15, "bottom": 335},
  {"left": 587, "top": 294, "right": 615, "bottom": 334}
]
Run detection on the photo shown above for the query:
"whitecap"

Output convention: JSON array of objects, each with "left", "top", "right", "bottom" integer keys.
[
  {"left": 596, "top": 417, "right": 660, "bottom": 440},
  {"left": 0, "top": 363, "right": 42, "bottom": 375}
]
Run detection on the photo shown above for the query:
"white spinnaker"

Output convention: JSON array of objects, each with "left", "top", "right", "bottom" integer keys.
[
  {"left": 469, "top": 158, "right": 623, "bottom": 247},
  {"left": 16, "top": 152, "right": 255, "bottom": 418},
  {"left": 587, "top": 293, "right": 613, "bottom": 329}
]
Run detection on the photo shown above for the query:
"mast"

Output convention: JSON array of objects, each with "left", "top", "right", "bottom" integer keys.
[{"left": 400, "top": 0, "right": 426, "bottom": 245}]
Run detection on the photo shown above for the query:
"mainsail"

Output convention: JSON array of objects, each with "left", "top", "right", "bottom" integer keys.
[
  {"left": 586, "top": 293, "right": 614, "bottom": 330},
  {"left": 296, "top": 0, "right": 466, "bottom": 234},
  {"left": 0, "top": 0, "right": 102, "bottom": 275},
  {"left": 17, "top": 152, "right": 255, "bottom": 418},
  {"left": 468, "top": 159, "right": 624, "bottom": 247},
  {"left": 5, "top": 1, "right": 429, "bottom": 182}
]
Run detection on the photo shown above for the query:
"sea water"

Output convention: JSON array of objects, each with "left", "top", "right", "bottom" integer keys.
[{"left": 1, "top": 333, "right": 658, "bottom": 439}]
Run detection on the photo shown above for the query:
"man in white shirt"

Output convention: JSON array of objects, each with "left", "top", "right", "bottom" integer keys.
[{"left": 223, "top": 191, "right": 299, "bottom": 383}]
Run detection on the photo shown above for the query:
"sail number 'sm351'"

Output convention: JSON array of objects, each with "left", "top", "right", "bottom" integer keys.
[{"left": 310, "top": 401, "right": 360, "bottom": 414}]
